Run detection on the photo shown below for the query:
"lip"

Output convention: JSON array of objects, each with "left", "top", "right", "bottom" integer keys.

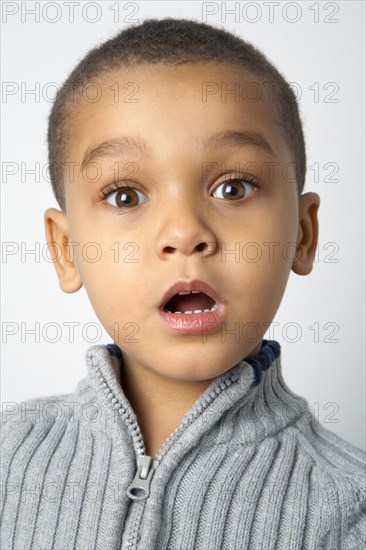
[{"left": 158, "top": 279, "right": 226, "bottom": 334}]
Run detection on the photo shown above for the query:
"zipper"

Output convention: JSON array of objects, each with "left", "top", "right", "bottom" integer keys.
[
  {"left": 126, "top": 455, "right": 158, "bottom": 501},
  {"left": 93, "top": 351, "right": 238, "bottom": 548},
  {"left": 94, "top": 357, "right": 238, "bottom": 499}
]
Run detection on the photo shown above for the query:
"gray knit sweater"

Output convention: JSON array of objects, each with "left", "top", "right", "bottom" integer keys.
[{"left": 1, "top": 339, "right": 365, "bottom": 550}]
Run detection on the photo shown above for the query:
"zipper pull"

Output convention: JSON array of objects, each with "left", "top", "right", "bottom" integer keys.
[{"left": 126, "top": 455, "right": 157, "bottom": 501}]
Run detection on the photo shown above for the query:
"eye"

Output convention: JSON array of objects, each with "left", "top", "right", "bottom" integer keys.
[
  {"left": 102, "top": 185, "right": 148, "bottom": 208},
  {"left": 212, "top": 177, "right": 258, "bottom": 201}
]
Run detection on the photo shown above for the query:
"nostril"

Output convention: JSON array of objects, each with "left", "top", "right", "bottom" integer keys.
[{"left": 163, "top": 242, "right": 212, "bottom": 255}]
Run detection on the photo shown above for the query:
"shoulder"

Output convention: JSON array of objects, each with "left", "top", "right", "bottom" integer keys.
[
  {"left": 292, "top": 411, "right": 365, "bottom": 480},
  {"left": 1, "top": 390, "right": 80, "bottom": 428},
  {"left": 0, "top": 391, "right": 83, "bottom": 478},
  {"left": 290, "top": 413, "right": 366, "bottom": 548}
]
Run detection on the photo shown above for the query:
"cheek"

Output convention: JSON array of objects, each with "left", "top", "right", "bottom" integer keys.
[
  {"left": 258, "top": 184, "right": 299, "bottom": 257},
  {"left": 78, "top": 250, "right": 145, "bottom": 315},
  {"left": 230, "top": 194, "right": 297, "bottom": 312},
  {"left": 238, "top": 208, "right": 297, "bottom": 269},
  {"left": 77, "top": 260, "right": 126, "bottom": 335}
]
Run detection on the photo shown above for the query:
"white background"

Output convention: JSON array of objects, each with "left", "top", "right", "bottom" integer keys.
[{"left": 1, "top": 1, "right": 365, "bottom": 450}]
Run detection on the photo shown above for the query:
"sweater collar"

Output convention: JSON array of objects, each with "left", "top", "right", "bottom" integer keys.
[{"left": 81, "top": 339, "right": 308, "bottom": 459}]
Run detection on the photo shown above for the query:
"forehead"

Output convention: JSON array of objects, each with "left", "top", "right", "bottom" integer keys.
[{"left": 66, "top": 61, "right": 287, "bottom": 170}]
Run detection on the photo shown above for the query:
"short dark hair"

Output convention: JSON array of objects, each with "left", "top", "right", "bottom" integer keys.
[{"left": 47, "top": 17, "right": 306, "bottom": 211}]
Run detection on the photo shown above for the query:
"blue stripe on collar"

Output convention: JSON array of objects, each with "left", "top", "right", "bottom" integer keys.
[
  {"left": 245, "top": 339, "right": 281, "bottom": 387},
  {"left": 106, "top": 343, "right": 123, "bottom": 363}
]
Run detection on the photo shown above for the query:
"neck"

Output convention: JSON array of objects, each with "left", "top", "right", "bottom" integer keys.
[{"left": 106, "top": 339, "right": 281, "bottom": 457}]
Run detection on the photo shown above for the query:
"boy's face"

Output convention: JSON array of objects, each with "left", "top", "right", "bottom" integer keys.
[{"left": 45, "top": 62, "right": 319, "bottom": 383}]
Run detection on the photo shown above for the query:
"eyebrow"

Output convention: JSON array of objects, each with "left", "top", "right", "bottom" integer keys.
[
  {"left": 80, "top": 129, "right": 276, "bottom": 172},
  {"left": 80, "top": 136, "right": 148, "bottom": 173},
  {"left": 206, "top": 129, "right": 276, "bottom": 159}
]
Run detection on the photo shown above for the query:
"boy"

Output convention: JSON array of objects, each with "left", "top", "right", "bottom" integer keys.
[{"left": 1, "top": 17, "right": 365, "bottom": 550}]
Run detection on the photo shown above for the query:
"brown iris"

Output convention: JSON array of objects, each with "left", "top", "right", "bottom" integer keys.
[
  {"left": 116, "top": 187, "right": 139, "bottom": 207},
  {"left": 220, "top": 180, "right": 245, "bottom": 200}
]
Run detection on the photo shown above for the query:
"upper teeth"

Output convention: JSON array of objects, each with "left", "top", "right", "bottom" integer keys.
[
  {"left": 169, "top": 304, "right": 218, "bottom": 314},
  {"left": 178, "top": 290, "right": 201, "bottom": 295},
  {"left": 167, "top": 303, "right": 218, "bottom": 314}
]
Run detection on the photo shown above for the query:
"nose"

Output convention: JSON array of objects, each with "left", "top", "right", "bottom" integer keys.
[{"left": 155, "top": 197, "right": 219, "bottom": 260}]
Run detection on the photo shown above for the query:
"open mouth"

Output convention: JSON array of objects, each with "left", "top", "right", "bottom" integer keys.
[{"left": 163, "top": 291, "right": 218, "bottom": 315}]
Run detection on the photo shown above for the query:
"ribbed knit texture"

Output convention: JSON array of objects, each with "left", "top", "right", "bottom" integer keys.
[{"left": 1, "top": 339, "right": 365, "bottom": 550}]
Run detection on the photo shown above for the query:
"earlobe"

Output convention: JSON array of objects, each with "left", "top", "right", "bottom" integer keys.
[
  {"left": 44, "top": 208, "right": 83, "bottom": 293},
  {"left": 292, "top": 192, "right": 320, "bottom": 276}
]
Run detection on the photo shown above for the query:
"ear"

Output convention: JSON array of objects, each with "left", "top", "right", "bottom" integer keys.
[
  {"left": 292, "top": 192, "right": 320, "bottom": 275},
  {"left": 44, "top": 208, "right": 83, "bottom": 293}
]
